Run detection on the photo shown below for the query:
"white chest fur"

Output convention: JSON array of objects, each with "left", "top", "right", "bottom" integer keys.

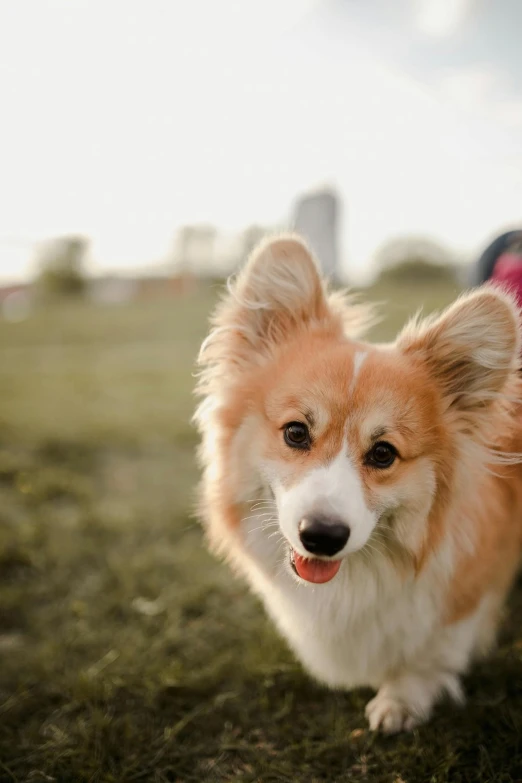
[{"left": 239, "top": 513, "right": 480, "bottom": 691}]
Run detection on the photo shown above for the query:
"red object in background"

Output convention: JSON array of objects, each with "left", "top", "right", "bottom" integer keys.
[{"left": 491, "top": 250, "right": 522, "bottom": 310}]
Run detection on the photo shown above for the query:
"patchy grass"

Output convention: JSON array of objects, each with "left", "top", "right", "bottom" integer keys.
[{"left": 1, "top": 278, "right": 522, "bottom": 782}]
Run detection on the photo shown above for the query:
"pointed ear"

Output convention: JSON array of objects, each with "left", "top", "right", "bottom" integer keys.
[
  {"left": 197, "top": 234, "right": 374, "bottom": 392},
  {"left": 230, "top": 234, "right": 329, "bottom": 339},
  {"left": 397, "top": 287, "right": 521, "bottom": 410},
  {"left": 200, "top": 235, "right": 336, "bottom": 374}
]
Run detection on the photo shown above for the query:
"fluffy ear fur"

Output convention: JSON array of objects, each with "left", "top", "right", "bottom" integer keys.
[
  {"left": 225, "top": 234, "right": 329, "bottom": 348},
  {"left": 196, "top": 234, "right": 371, "bottom": 389},
  {"left": 397, "top": 287, "right": 521, "bottom": 411}
]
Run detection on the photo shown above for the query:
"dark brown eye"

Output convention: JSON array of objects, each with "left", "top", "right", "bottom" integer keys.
[
  {"left": 365, "top": 441, "right": 397, "bottom": 469},
  {"left": 283, "top": 422, "right": 310, "bottom": 450}
]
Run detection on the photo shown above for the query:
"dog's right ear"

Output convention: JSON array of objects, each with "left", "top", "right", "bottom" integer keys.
[{"left": 198, "top": 235, "right": 335, "bottom": 375}]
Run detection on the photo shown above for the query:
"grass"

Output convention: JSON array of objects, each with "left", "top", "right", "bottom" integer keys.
[{"left": 1, "top": 276, "right": 522, "bottom": 782}]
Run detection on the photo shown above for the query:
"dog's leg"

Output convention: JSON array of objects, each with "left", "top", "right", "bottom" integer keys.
[
  {"left": 365, "top": 670, "right": 464, "bottom": 734},
  {"left": 365, "top": 590, "right": 504, "bottom": 733}
]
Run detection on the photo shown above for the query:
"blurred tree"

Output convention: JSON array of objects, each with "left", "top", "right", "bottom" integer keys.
[
  {"left": 374, "top": 235, "right": 458, "bottom": 285},
  {"left": 35, "top": 235, "right": 89, "bottom": 300},
  {"left": 377, "top": 258, "right": 458, "bottom": 286}
]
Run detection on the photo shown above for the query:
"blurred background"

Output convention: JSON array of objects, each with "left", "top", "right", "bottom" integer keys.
[{"left": 1, "top": 1, "right": 522, "bottom": 781}]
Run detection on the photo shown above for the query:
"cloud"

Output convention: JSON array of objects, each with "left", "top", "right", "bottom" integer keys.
[
  {"left": 435, "top": 64, "right": 522, "bottom": 132},
  {"left": 413, "top": 0, "right": 475, "bottom": 38}
]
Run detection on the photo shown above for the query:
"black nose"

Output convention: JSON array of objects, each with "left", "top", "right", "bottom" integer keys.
[{"left": 298, "top": 515, "right": 350, "bottom": 556}]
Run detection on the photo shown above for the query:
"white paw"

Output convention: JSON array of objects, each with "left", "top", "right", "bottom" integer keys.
[
  {"left": 365, "top": 693, "right": 420, "bottom": 734},
  {"left": 365, "top": 671, "right": 464, "bottom": 734}
]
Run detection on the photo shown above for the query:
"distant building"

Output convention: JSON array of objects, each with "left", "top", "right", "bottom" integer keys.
[
  {"left": 134, "top": 274, "right": 196, "bottom": 299},
  {"left": 0, "top": 283, "right": 30, "bottom": 303},
  {"left": 293, "top": 187, "right": 340, "bottom": 280},
  {"left": 0, "top": 283, "right": 32, "bottom": 321},
  {"left": 88, "top": 276, "right": 138, "bottom": 305},
  {"left": 88, "top": 273, "right": 196, "bottom": 304},
  {"left": 241, "top": 225, "right": 267, "bottom": 258},
  {"left": 174, "top": 225, "right": 217, "bottom": 274}
]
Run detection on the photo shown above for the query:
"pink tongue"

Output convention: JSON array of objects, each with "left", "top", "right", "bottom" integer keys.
[{"left": 293, "top": 552, "right": 341, "bottom": 583}]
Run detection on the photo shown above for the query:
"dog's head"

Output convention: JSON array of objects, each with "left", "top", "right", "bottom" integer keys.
[{"left": 195, "top": 236, "right": 521, "bottom": 583}]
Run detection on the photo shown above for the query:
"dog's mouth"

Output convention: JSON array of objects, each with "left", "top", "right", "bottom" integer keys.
[{"left": 289, "top": 548, "right": 342, "bottom": 584}]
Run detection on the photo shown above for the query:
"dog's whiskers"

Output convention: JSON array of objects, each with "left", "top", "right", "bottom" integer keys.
[
  {"left": 242, "top": 511, "right": 277, "bottom": 523},
  {"left": 245, "top": 520, "right": 279, "bottom": 535}
]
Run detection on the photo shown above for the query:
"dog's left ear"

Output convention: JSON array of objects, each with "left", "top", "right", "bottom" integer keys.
[{"left": 397, "top": 287, "right": 521, "bottom": 410}]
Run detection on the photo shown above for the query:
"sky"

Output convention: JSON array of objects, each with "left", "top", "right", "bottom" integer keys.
[{"left": 0, "top": 0, "right": 521, "bottom": 283}]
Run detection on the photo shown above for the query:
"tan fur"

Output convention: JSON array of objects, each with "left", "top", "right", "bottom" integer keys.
[{"left": 194, "top": 234, "right": 522, "bottom": 732}]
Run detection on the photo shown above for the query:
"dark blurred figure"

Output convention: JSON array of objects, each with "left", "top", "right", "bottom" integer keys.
[{"left": 475, "top": 230, "right": 522, "bottom": 309}]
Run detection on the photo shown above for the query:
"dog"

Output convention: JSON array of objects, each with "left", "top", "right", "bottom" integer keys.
[{"left": 194, "top": 234, "right": 522, "bottom": 733}]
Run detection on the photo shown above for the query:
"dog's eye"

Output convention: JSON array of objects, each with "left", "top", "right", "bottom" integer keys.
[
  {"left": 283, "top": 422, "right": 310, "bottom": 450},
  {"left": 365, "top": 441, "right": 397, "bottom": 469}
]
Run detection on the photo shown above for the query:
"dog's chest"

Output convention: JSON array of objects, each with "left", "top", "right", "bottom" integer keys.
[{"left": 241, "top": 524, "right": 440, "bottom": 688}]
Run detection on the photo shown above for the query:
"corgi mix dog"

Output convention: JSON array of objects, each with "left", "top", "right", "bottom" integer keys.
[{"left": 194, "top": 235, "right": 522, "bottom": 733}]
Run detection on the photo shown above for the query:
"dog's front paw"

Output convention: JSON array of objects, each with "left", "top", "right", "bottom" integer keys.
[
  {"left": 365, "top": 671, "right": 463, "bottom": 734},
  {"left": 365, "top": 693, "right": 419, "bottom": 734}
]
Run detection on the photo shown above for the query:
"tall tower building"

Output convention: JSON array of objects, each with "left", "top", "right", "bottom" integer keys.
[{"left": 293, "top": 187, "right": 340, "bottom": 281}]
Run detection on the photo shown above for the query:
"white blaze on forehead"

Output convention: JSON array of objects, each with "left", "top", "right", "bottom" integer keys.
[
  {"left": 349, "top": 350, "right": 368, "bottom": 394},
  {"left": 274, "top": 446, "right": 377, "bottom": 557}
]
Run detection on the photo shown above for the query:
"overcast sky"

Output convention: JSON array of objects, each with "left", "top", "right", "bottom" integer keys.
[{"left": 0, "top": 0, "right": 521, "bottom": 282}]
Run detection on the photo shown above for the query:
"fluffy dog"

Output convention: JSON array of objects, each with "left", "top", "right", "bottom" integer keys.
[{"left": 194, "top": 235, "right": 522, "bottom": 733}]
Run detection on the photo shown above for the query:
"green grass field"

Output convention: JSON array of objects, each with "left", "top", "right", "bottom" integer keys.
[{"left": 2, "top": 277, "right": 522, "bottom": 783}]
